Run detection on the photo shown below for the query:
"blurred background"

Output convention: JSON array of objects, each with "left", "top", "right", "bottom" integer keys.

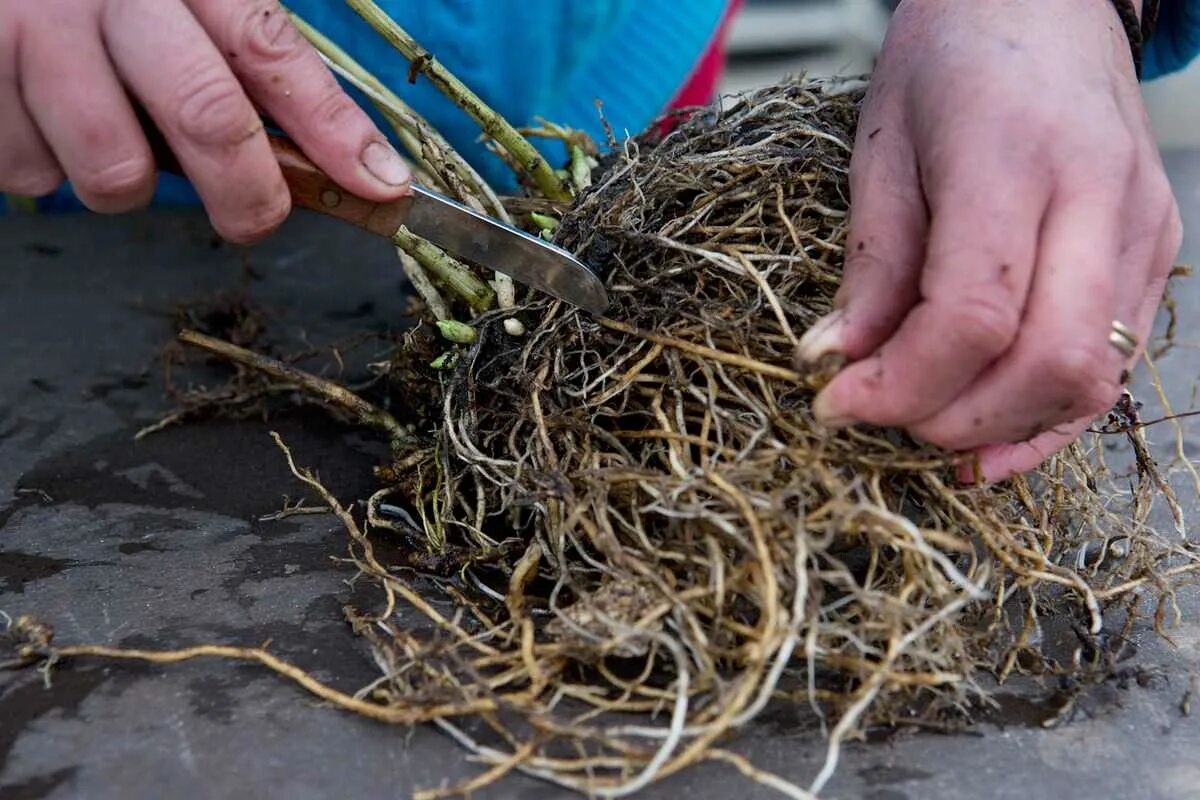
[{"left": 720, "top": 0, "right": 1200, "bottom": 149}]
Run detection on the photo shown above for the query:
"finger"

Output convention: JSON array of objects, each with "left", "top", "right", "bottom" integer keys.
[
  {"left": 958, "top": 422, "right": 1088, "bottom": 485},
  {"left": 797, "top": 114, "right": 926, "bottom": 362},
  {"left": 0, "top": 18, "right": 64, "bottom": 196},
  {"left": 17, "top": 6, "right": 154, "bottom": 212},
  {"left": 812, "top": 148, "right": 1049, "bottom": 428},
  {"left": 101, "top": 0, "right": 288, "bottom": 243},
  {"left": 1135, "top": 190, "right": 1184, "bottom": 346},
  {"left": 966, "top": 204, "right": 1180, "bottom": 484},
  {"left": 912, "top": 193, "right": 1126, "bottom": 451},
  {"left": 184, "top": 0, "right": 410, "bottom": 200}
]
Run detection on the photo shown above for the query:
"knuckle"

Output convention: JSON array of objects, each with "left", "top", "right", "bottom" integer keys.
[
  {"left": 73, "top": 155, "right": 154, "bottom": 205},
  {"left": 305, "top": 85, "right": 359, "bottom": 133},
  {"left": 1044, "top": 345, "right": 1117, "bottom": 412},
  {"left": 171, "top": 67, "right": 259, "bottom": 147},
  {"left": 1143, "top": 171, "right": 1178, "bottom": 222},
  {"left": 1146, "top": 169, "right": 1175, "bottom": 203},
  {"left": 939, "top": 291, "right": 1020, "bottom": 357},
  {"left": 216, "top": 189, "right": 291, "bottom": 243},
  {"left": 1153, "top": 176, "right": 1183, "bottom": 235},
  {"left": 1059, "top": 127, "right": 1139, "bottom": 188},
  {"left": 231, "top": 1, "right": 306, "bottom": 64},
  {"left": 909, "top": 424, "right": 961, "bottom": 453},
  {"left": 1098, "top": 129, "right": 1138, "bottom": 166},
  {"left": 0, "top": 164, "right": 64, "bottom": 196},
  {"left": 1164, "top": 206, "right": 1184, "bottom": 257},
  {"left": 1153, "top": 196, "right": 1185, "bottom": 267}
]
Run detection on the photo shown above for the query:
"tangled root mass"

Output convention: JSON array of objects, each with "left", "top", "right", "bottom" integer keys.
[{"left": 351, "top": 80, "right": 1196, "bottom": 794}]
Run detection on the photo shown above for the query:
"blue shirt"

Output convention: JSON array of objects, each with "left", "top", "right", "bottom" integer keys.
[
  {"left": 11, "top": 0, "right": 1200, "bottom": 214},
  {"left": 1146, "top": 1, "right": 1200, "bottom": 79},
  {"left": 24, "top": 0, "right": 728, "bottom": 212}
]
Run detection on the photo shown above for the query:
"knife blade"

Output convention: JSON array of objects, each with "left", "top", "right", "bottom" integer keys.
[
  {"left": 140, "top": 115, "right": 608, "bottom": 315},
  {"left": 404, "top": 184, "right": 609, "bottom": 315},
  {"left": 269, "top": 135, "right": 609, "bottom": 315}
]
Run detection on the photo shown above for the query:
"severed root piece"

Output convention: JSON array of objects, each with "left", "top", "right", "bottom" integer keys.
[
  {"left": 3, "top": 614, "right": 493, "bottom": 724},
  {"left": 178, "top": 330, "right": 411, "bottom": 449}
]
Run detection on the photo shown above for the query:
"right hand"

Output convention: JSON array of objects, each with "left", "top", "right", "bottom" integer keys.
[
  {"left": 797, "top": 0, "right": 1180, "bottom": 484},
  {"left": 1, "top": 0, "right": 411, "bottom": 242}
]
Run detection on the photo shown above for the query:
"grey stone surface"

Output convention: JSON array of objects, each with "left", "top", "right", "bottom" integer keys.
[{"left": 2, "top": 169, "right": 1200, "bottom": 800}]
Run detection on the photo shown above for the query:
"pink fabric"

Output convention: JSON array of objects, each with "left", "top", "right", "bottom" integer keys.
[{"left": 669, "top": 0, "right": 743, "bottom": 113}]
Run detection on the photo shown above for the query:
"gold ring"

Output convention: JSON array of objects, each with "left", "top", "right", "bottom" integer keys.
[{"left": 1109, "top": 320, "right": 1139, "bottom": 359}]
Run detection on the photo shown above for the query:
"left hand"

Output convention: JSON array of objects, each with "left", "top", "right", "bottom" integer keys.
[
  {"left": 0, "top": 0, "right": 411, "bottom": 243},
  {"left": 796, "top": 0, "right": 1182, "bottom": 484}
]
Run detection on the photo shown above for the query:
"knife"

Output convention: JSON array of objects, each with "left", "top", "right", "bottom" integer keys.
[{"left": 142, "top": 120, "right": 609, "bottom": 315}]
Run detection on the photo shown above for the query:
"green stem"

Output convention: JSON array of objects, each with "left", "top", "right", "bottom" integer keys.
[
  {"left": 396, "top": 247, "right": 451, "bottom": 321},
  {"left": 288, "top": 11, "right": 424, "bottom": 159},
  {"left": 290, "top": 8, "right": 509, "bottom": 221},
  {"left": 343, "top": 0, "right": 572, "bottom": 202},
  {"left": 393, "top": 226, "right": 495, "bottom": 312}
]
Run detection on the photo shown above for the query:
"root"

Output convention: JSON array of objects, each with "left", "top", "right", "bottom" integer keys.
[
  {"left": 178, "top": 330, "right": 410, "bottom": 448},
  {"left": 30, "top": 76, "right": 1193, "bottom": 799},
  {"left": 3, "top": 615, "right": 492, "bottom": 725}
]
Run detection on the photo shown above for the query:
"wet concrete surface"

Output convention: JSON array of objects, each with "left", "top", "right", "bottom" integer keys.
[{"left": 3, "top": 160, "right": 1200, "bottom": 800}]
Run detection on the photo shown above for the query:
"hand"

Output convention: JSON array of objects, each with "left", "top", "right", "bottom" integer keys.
[
  {"left": 0, "top": 0, "right": 411, "bottom": 242},
  {"left": 797, "top": 0, "right": 1181, "bottom": 483}
]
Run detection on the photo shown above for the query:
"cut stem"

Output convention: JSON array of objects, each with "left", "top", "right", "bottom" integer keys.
[
  {"left": 343, "top": 0, "right": 572, "bottom": 201},
  {"left": 290, "top": 8, "right": 509, "bottom": 221},
  {"left": 393, "top": 226, "right": 495, "bottom": 312},
  {"left": 398, "top": 247, "right": 451, "bottom": 321}
]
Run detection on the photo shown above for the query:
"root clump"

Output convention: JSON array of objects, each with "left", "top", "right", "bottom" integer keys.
[
  {"left": 347, "top": 80, "right": 1195, "bottom": 794},
  {"left": 10, "top": 75, "right": 1197, "bottom": 798}
]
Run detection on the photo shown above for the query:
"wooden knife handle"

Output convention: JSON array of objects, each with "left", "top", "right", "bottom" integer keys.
[
  {"left": 139, "top": 107, "right": 409, "bottom": 238},
  {"left": 268, "top": 134, "right": 411, "bottom": 236}
]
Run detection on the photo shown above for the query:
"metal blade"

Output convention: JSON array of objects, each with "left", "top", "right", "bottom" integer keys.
[{"left": 402, "top": 185, "right": 609, "bottom": 315}]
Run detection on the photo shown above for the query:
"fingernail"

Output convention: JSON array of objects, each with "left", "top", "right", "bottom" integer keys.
[
  {"left": 812, "top": 389, "right": 856, "bottom": 428},
  {"left": 797, "top": 310, "right": 846, "bottom": 363},
  {"left": 361, "top": 140, "right": 411, "bottom": 187}
]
